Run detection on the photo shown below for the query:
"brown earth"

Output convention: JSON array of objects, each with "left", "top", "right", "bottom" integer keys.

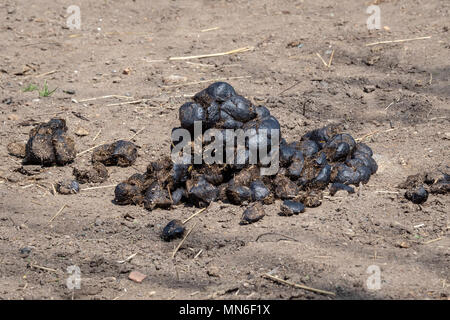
[{"left": 0, "top": 0, "right": 449, "bottom": 300}]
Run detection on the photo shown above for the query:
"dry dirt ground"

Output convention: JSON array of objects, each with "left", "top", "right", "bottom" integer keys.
[{"left": 0, "top": 0, "right": 449, "bottom": 300}]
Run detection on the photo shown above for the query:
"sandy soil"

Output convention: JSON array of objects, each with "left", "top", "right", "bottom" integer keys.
[{"left": 0, "top": 0, "right": 449, "bottom": 300}]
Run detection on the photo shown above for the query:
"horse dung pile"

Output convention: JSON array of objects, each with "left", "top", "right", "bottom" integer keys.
[{"left": 113, "top": 82, "right": 379, "bottom": 240}]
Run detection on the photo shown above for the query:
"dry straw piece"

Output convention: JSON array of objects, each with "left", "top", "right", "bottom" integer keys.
[
  {"left": 365, "top": 36, "right": 431, "bottom": 47},
  {"left": 263, "top": 273, "right": 336, "bottom": 296},
  {"left": 168, "top": 46, "right": 253, "bottom": 61}
]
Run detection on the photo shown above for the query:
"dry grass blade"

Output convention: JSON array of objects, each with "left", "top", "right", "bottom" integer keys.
[
  {"left": 92, "top": 129, "right": 102, "bottom": 142},
  {"left": 172, "top": 222, "right": 198, "bottom": 258},
  {"left": 183, "top": 207, "right": 207, "bottom": 224},
  {"left": 30, "top": 264, "right": 58, "bottom": 273},
  {"left": 117, "top": 252, "right": 138, "bottom": 264},
  {"left": 78, "top": 95, "right": 134, "bottom": 103},
  {"left": 366, "top": 36, "right": 431, "bottom": 47},
  {"left": 168, "top": 46, "right": 253, "bottom": 61},
  {"left": 129, "top": 127, "right": 145, "bottom": 140},
  {"left": 35, "top": 70, "right": 57, "bottom": 78},
  {"left": 81, "top": 185, "right": 117, "bottom": 191},
  {"left": 328, "top": 49, "right": 335, "bottom": 67},
  {"left": 424, "top": 237, "right": 442, "bottom": 244},
  {"left": 316, "top": 52, "right": 329, "bottom": 68},
  {"left": 263, "top": 273, "right": 336, "bottom": 296},
  {"left": 201, "top": 27, "right": 220, "bottom": 32},
  {"left": 356, "top": 128, "right": 396, "bottom": 142},
  {"left": 76, "top": 142, "right": 105, "bottom": 156},
  {"left": 48, "top": 204, "right": 67, "bottom": 223},
  {"left": 106, "top": 99, "right": 151, "bottom": 107}
]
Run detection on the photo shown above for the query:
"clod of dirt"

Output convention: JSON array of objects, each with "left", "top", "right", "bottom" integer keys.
[
  {"left": 405, "top": 186, "right": 428, "bottom": 204},
  {"left": 92, "top": 140, "right": 137, "bottom": 167},
  {"left": 56, "top": 179, "right": 80, "bottom": 194},
  {"left": 161, "top": 219, "right": 185, "bottom": 241},
  {"left": 279, "top": 200, "right": 305, "bottom": 216},
  {"left": 24, "top": 118, "right": 76, "bottom": 166},
  {"left": 73, "top": 162, "right": 109, "bottom": 183},
  {"left": 7, "top": 142, "right": 26, "bottom": 158},
  {"left": 240, "top": 202, "right": 265, "bottom": 225}
]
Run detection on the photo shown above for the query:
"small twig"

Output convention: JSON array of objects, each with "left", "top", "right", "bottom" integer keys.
[
  {"left": 255, "top": 232, "right": 299, "bottom": 242},
  {"left": 172, "top": 222, "right": 198, "bottom": 258},
  {"left": 35, "top": 70, "right": 57, "bottom": 78},
  {"left": 48, "top": 204, "right": 67, "bottom": 223},
  {"left": 375, "top": 190, "right": 400, "bottom": 194},
  {"left": 262, "top": 273, "right": 336, "bottom": 296},
  {"left": 167, "top": 186, "right": 173, "bottom": 203},
  {"left": 129, "top": 127, "right": 145, "bottom": 141},
  {"left": 356, "top": 128, "right": 396, "bottom": 142},
  {"left": 365, "top": 36, "right": 431, "bottom": 47},
  {"left": 185, "top": 61, "right": 215, "bottom": 68},
  {"left": 279, "top": 81, "right": 302, "bottom": 95},
  {"left": 385, "top": 101, "right": 395, "bottom": 110},
  {"left": 328, "top": 49, "right": 335, "bottom": 67},
  {"left": 183, "top": 207, "right": 207, "bottom": 224},
  {"left": 78, "top": 95, "right": 134, "bottom": 103},
  {"left": 117, "top": 252, "right": 138, "bottom": 264},
  {"left": 76, "top": 142, "right": 105, "bottom": 156},
  {"left": 424, "top": 237, "right": 442, "bottom": 244},
  {"left": 194, "top": 249, "right": 203, "bottom": 259},
  {"left": 81, "top": 185, "right": 116, "bottom": 191},
  {"left": 30, "top": 264, "right": 58, "bottom": 273},
  {"left": 106, "top": 99, "right": 151, "bottom": 107},
  {"left": 200, "top": 27, "right": 220, "bottom": 32},
  {"left": 316, "top": 52, "right": 329, "bottom": 68},
  {"left": 92, "top": 129, "right": 102, "bottom": 142},
  {"left": 168, "top": 46, "right": 253, "bottom": 61}
]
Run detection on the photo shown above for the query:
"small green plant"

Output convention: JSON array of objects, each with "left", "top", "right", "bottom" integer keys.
[
  {"left": 23, "top": 83, "right": 38, "bottom": 92},
  {"left": 38, "top": 81, "right": 57, "bottom": 97}
]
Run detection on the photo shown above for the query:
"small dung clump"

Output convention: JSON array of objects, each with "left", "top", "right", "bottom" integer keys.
[
  {"left": 399, "top": 170, "right": 449, "bottom": 204},
  {"left": 56, "top": 179, "right": 80, "bottom": 194},
  {"left": 240, "top": 202, "right": 265, "bottom": 225},
  {"left": 405, "top": 186, "right": 428, "bottom": 204},
  {"left": 24, "top": 118, "right": 76, "bottom": 166},
  {"left": 161, "top": 219, "right": 185, "bottom": 241},
  {"left": 73, "top": 162, "right": 109, "bottom": 183},
  {"left": 279, "top": 200, "right": 305, "bottom": 216},
  {"left": 92, "top": 140, "right": 137, "bottom": 167}
]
